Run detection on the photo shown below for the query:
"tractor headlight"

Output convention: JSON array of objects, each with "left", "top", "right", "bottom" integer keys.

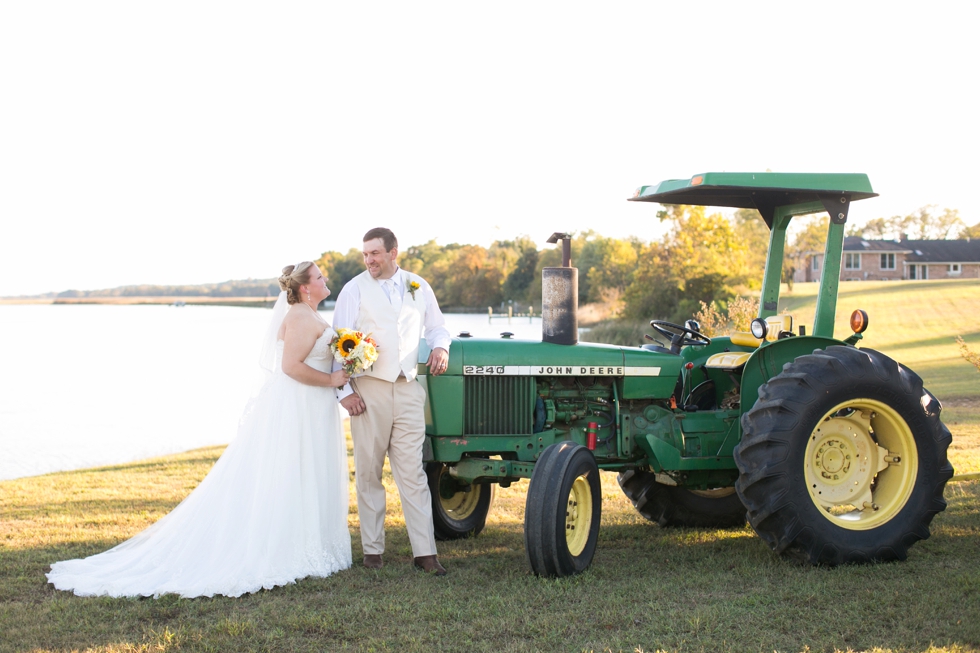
[{"left": 750, "top": 318, "right": 769, "bottom": 340}]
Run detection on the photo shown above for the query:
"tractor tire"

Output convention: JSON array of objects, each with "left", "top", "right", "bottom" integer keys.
[
  {"left": 734, "top": 346, "right": 953, "bottom": 566},
  {"left": 426, "top": 462, "right": 494, "bottom": 541},
  {"left": 524, "top": 442, "right": 601, "bottom": 577},
  {"left": 617, "top": 469, "right": 746, "bottom": 528}
]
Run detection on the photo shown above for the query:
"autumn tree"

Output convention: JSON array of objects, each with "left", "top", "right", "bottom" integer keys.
[
  {"left": 848, "top": 206, "right": 964, "bottom": 240},
  {"left": 733, "top": 208, "right": 769, "bottom": 287},
  {"left": 621, "top": 206, "right": 750, "bottom": 322},
  {"left": 400, "top": 240, "right": 459, "bottom": 305},
  {"left": 959, "top": 222, "right": 980, "bottom": 240},
  {"left": 315, "top": 248, "right": 364, "bottom": 291},
  {"left": 400, "top": 241, "right": 505, "bottom": 309},
  {"left": 785, "top": 214, "right": 830, "bottom": 286},
  {"left": 501, "top": 237, "right": 539, "bottom": 306},
  {"left": 580, "top": 234, "right": 641, "bottom": 304},
  {"left": 849, "top": 217, "right": 890, "bottom": 239}
]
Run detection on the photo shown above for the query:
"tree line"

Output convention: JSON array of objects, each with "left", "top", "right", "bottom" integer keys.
[
  {"left": 55, "top": 278, "right": 279, "bottom": 299},
  {"left": 54, "top": 204, "right": 971, "bottom": 321},
  {"left": 317, "top": 204, "right": 975, "bottom": 322}
]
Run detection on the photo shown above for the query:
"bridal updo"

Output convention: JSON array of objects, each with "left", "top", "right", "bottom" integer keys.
[{"left": 279, "top": 261, "right": 315, "bottom": 305}]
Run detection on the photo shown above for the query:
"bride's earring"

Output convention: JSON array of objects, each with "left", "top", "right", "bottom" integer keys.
[{"left": 307, "top": 289, "right": 311, "bottom": 302}]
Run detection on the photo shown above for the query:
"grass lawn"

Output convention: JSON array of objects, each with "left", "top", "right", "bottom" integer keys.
[{"left": 2, "top": 280, "right": 979, "bottom": 652}]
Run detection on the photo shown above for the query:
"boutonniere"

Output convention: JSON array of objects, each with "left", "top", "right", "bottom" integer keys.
[{"left": 408, "top": 280, "right": 420, "bottom": 300}]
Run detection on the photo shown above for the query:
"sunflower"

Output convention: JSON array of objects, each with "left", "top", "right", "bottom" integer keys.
[
  {"left": 332, "top": 329, "right": 362, "bottom": 357},
  {"left": 330, "top": 328, "right": 379, "bottom": 374}
]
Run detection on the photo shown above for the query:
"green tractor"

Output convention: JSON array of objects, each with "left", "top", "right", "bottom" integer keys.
[{"left": 419, "top": 172, "right": 953, "bottom": 577}]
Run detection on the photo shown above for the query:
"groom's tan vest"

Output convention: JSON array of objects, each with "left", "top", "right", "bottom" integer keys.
[{"left": 353, "top": 270, "right": 426, "bottom": 382}]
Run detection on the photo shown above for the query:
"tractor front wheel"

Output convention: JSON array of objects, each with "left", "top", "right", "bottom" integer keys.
[
  {"left": 617, "top": 470, "right": 745, "bottom": 528},
  {"left": 524, "top": 442, "right": 601, "bottom": 577},
  {"left": 734, "top": 346, "right": 953, "bottom": 565},
  {"left": 426, "top": 462, "right": 494, "bottom": 540}
]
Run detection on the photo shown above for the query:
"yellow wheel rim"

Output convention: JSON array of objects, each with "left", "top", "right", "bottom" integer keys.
[
  {"left": 564, "top": 475, "right": 593, "bottom": 556},
  {"left": 804, "top": 398, "right": 917, "bottom": 530},
  {"left": 438, "top": 469, "right": 481, "bottom": 520}
]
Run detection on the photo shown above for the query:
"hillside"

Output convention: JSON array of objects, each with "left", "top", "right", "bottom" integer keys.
[{"left": 778, "top": 279, "right": 980, "bottom": 402}]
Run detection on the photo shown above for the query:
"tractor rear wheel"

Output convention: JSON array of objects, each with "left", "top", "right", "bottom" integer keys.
[
  {"left": 426, "top": 462, "right": 494, "bottom": 540},
  {"left": 524, "top": 442, "right": 601, "bottom": 577},
  {"left": 734, "top": 346, "right": 953, "bottom": 565},
  {"left": 617, "top": 470, "right": 745, "bottom": 528}
]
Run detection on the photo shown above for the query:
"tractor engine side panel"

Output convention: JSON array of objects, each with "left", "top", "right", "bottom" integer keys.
[{"left": 422, "top": 337, "right": 683, "bottom": 463}]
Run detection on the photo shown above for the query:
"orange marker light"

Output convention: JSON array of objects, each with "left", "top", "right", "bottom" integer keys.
[
  {"left": 850, "top": 309, "right": 869, "bottom": 334},
  {"left": 691, "top": 175, "right": 704, "bottom": 186}
]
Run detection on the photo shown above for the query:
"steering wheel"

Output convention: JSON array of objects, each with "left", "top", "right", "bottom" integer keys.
[{"left": 649, "top": 320, "right": 711, "bottom": 355}]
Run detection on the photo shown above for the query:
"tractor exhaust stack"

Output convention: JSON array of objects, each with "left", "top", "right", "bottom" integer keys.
[{"left": 542, "top": 232, "right": 578, "bottom": 345}]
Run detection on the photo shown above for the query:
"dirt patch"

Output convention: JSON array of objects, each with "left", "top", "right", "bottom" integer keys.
[{"left": 941, "top": 396, "right": 980, "bottom": 409}]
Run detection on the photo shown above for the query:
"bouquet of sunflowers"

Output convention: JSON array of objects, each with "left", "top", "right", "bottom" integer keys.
[{"left": 330, "top": 328, "right": 379, "bottom": 375}]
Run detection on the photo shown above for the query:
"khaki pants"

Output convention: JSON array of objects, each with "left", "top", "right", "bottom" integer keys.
[{"left": 350, "top": 375, "right": 437, "bottom": 557}]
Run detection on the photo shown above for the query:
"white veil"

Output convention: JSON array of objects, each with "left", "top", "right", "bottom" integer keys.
[{"left": 256, "top": 291, "right": 290, "bottom": 386}]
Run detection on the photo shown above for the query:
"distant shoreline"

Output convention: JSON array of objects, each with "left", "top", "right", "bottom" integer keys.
[
  {"left": 0, "top": 296, "right": 282, "bottom": 308},
  {"left": 0, "top": 298, "right": 525, "bottom": 314}
]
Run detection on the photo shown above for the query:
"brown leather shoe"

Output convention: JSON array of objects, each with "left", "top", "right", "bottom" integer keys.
[
  {"left": 363, "top": 554, "right": 383, "bottom": 570},
  {"left": 413, "top": 555, "right": 447, "bottom": 576}
]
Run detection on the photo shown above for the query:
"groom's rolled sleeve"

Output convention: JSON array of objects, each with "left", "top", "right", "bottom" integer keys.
[
  {"left": 332, "top": 284, "right": 360, "bottom": 401},
  {"left": 422, "top": 281, "right": 451, "bottom": 352}
]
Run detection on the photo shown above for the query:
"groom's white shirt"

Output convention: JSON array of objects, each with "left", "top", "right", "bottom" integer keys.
[{"left": 333, "top": 266, "right": 451, "bottom": 400}]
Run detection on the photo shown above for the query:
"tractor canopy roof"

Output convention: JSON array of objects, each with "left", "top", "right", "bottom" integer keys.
[{"left": 629, "top": 172, "right": 877, "bottom": 228}]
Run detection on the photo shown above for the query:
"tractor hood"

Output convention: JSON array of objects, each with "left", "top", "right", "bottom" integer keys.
[{"left": 419, "top": 336, "right": 684, "bottom": 400}]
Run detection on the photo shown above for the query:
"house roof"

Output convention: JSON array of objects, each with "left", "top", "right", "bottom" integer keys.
[
  {"left": 842, "top": 237, "right": 980, "bottom": 263},
  {"left": 842, "top": 237, "right": 910, "bottom": 253}
]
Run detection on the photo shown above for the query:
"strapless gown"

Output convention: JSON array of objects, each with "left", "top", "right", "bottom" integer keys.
[{"left": 47, "top": 329, "right": 352, "bottom": 598}]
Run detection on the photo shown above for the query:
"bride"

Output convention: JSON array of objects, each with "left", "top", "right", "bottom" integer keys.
[{"left": 47, "top": 262, "right": 353, "bottom": 598}]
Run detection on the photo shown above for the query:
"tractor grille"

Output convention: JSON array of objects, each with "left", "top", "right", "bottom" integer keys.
[{"left": 464, "top": 376, "right": 535, "bottom": 435}]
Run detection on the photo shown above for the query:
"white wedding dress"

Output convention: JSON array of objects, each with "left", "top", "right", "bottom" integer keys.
[{"left": 47, "top": 317, "right": 352, "bottom": 598}]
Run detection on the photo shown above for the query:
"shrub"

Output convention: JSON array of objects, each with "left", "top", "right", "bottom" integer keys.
[
  {"left": 693, "top": 296, "right": 760, "bottom": 337},
  {"left": 956, "top": 336, "right": 980, "bottom": 374}
]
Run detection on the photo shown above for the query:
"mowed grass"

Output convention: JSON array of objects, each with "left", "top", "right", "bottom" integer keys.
[
  {"left": 4, "top": 442, "right": 979, "bottom": 653},
  {"left": 2, "top": 279, "right": 979, "bottom": 653}
]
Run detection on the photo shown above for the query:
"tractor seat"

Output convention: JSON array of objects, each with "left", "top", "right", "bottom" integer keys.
[
  {"left": 704, "top": 351, "right": 752, "bottom": 372},
  {"left": 705, "top": 314, "right": 794, "bottom": 372}
]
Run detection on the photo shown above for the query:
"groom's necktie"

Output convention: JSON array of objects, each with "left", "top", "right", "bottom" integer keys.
[{"left": 383, "top": 279, "right": 402, "bottom": 310}]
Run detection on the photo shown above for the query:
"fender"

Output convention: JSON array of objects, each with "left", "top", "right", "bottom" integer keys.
[{"left": 739, "top": 336, "right": 846, "bottom": 413}]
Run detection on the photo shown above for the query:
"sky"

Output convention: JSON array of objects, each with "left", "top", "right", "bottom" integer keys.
[{"left": 2, "top": 2, "right": 977, "bottom": 297}]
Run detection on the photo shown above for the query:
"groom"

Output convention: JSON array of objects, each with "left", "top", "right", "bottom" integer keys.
[{"left": 334, "top": 227, "right": 451, "bottom": 576}]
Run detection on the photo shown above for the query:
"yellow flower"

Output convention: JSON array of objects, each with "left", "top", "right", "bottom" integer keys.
[
  {"left": 408, "top": 280, "right": 421, "bottom": 300},
  {"left": 332, "top": 329, "right": 361, "bottom": 356},
  {"left": 330, "top": 328, "right": 379, "bottom": 375}
]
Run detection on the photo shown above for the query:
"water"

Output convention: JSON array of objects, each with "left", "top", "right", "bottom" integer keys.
[{"left": 0, "top": 304, "right": 544, "bottom": 481}]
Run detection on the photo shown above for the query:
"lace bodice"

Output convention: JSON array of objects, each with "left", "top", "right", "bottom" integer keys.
[{"left": 275, "top": 327, "right": 335, "bottom": 374}]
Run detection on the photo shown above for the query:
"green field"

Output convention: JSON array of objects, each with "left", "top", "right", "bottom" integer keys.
[
  {"left": 2, "top": 280, "right": 979, "bottom": 653},
  {"left": 779, "top": 280, "right": 980, "bottom": 404}
]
